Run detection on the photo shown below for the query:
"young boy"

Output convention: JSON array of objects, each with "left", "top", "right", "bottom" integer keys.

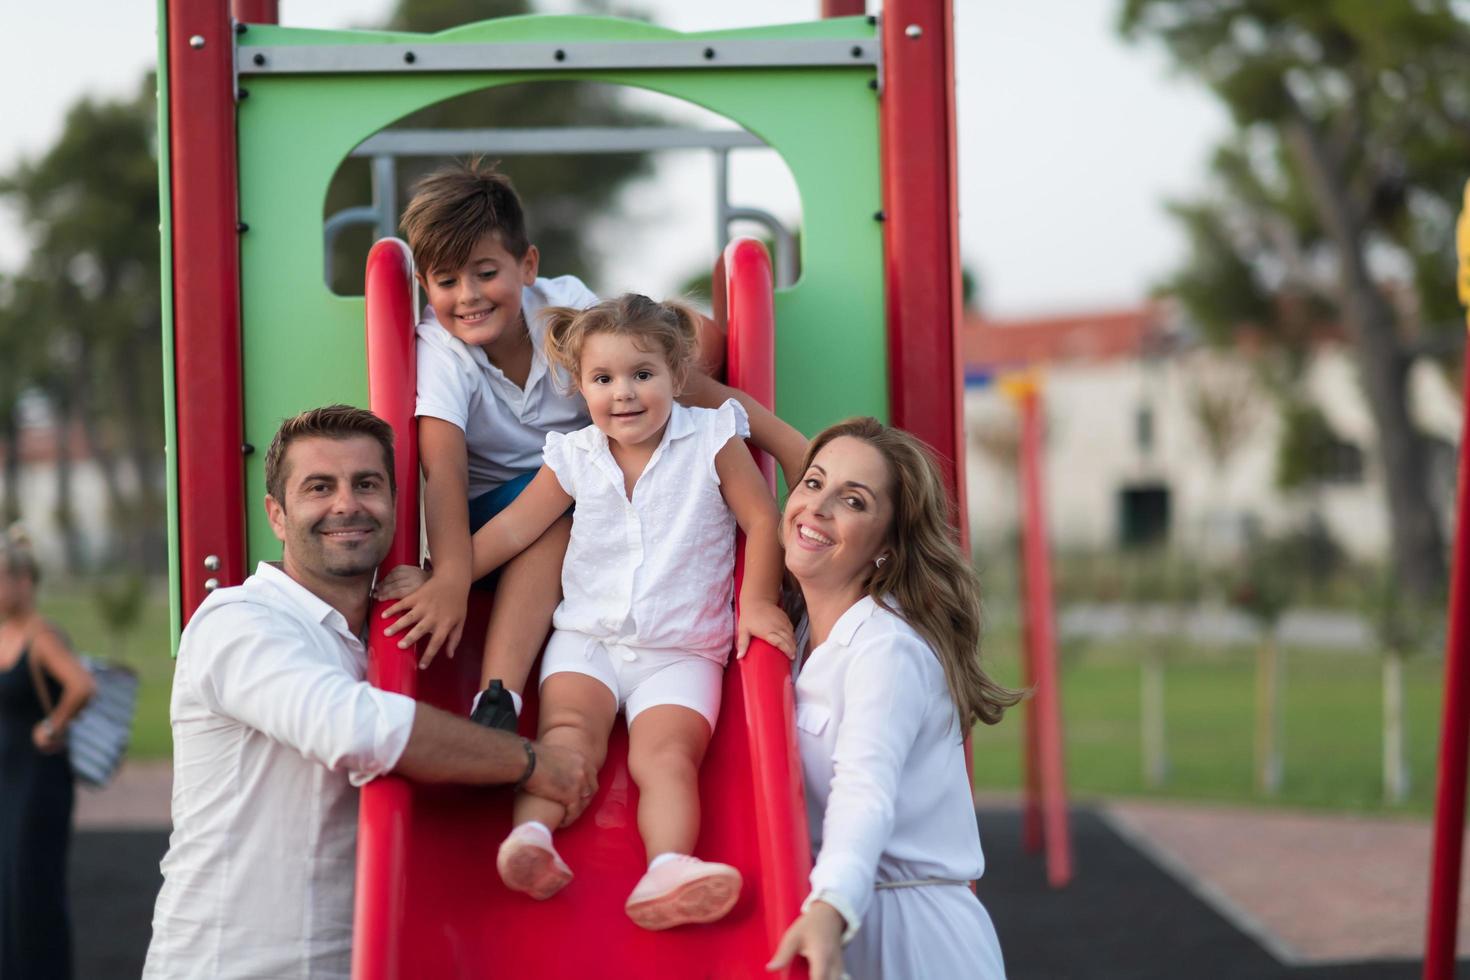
[{"left": 389, "top": 160, "right": 806, "bottom": 730}]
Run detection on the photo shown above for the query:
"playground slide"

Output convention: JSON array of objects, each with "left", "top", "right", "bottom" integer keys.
[{"left": 355, "top": 237, "right": 812, "bottom": 979}]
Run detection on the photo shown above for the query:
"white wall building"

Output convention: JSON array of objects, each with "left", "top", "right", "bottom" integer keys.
[{"left": 961, "top": 306, "right": 1462, "bottom": 563}]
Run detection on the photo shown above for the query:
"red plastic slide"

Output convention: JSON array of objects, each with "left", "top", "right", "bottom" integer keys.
[{"left": 354, "top": 238, "right": 811, "bottom": 979}]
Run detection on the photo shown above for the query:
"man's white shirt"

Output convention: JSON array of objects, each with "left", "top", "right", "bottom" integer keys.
[
  {"left": 144, "top": 562, "right": 417, "bottom": 980},
  {"left": 414, "top": 274, "right": 598, "bottom": 497}
]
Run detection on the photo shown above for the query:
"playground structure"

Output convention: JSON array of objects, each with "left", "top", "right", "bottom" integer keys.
[{"left": 157, "top": 1, "right": 977, "bottom": 977}]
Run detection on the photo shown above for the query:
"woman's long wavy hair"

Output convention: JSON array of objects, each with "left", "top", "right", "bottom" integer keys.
[{"left": 801, "top": 418, "right": 1022, "bottom": 728}]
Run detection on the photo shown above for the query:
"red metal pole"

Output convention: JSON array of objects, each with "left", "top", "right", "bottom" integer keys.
[
  {"left": 1016, "top": 385, "right": 1072, "bottom": 887},
  {"left": 879, "top": 0, "right": 968, "bottom": 550},
  {"left": 231, "top": 0, "right": 278, "bottom": 23},
  {"left": 167, "top": 0, "right": 246, "bottom": 624},
  {"left": 1424, "top": 340, "right": 1470, "bottom": 979},
  {"left": 1021, "top": 607, "right": 1044, "bottom": 854}
]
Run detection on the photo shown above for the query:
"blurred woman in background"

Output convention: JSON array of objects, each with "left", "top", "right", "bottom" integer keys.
[{"left": 0, "top": 526, "right": 94, "bottom": 980}]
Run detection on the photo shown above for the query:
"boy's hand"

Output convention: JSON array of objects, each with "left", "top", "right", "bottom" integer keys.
[
  {"left": 380, "top": 571, "right": 469, "bottom": 669},
  {"left": 737, "top": 600, "right": 796, "bottom": 660},
  {"left": 375, "top": 564, "right": 430, "bottom": 601}
]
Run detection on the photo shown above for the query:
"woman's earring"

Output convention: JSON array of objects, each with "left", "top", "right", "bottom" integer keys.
[{"left": 875, "top": 555, "right": 887, "bottom": 568}]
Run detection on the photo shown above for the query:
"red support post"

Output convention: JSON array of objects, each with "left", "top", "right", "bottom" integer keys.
[
  {"left": 231, "top": 0, "right": 278, "bottom": 23},
  {"left": 166, "top": 0, "right": 246, "bottom": 625},
  {"left": 1015, "top": 383, "right": 1072, "bottom": 888},
  {"left": 1424, "top": 340, "right": 1470, "bottom": 979},
  {"left": 879, "top": 0, "right": 968, "bottom": 548}
]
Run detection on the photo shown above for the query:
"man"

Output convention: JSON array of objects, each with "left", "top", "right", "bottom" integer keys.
[{"left": 144, "top": 405, "right": 596, "bottom": 979}]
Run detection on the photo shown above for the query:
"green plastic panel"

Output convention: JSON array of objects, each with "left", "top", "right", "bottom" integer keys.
[
  {"left": 156, "top": 0, "right": 181, "bottom": 649},
  {"left": 235, "top": 15, "right": 885, "bottom": 564}
]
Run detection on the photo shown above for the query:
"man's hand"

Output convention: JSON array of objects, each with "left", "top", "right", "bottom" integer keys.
[
  {"left": 380, "top": 570, "right": 468, "bottom": 669},
  {"left": 524, "top": 742, "right": 599, "bottom": 825},
  {"left": 375, "top": 563, "right": 429, "bottom": 600},
  {"left": 737, "top": 599, "right": 797, "bottom": 660}
]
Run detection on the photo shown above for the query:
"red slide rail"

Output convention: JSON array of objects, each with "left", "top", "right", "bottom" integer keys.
[{"left": 356, "top": 236, "right": 809, "bottom": 978}]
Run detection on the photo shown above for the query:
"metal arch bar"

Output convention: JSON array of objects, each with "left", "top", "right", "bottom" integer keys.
[
  {"left": 239, "top": 38, "right": 877, "bottom": 75},
  {"left": 351, "top": 126, "right": 767, "bottom": 157},
  {"left": 725, "top": 207, "right": 798, "bottom": 289}
]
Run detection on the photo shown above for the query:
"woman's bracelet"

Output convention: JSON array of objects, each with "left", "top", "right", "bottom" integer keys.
[{"left": 513, "top": 737, "right": 536, "bottom": 792}]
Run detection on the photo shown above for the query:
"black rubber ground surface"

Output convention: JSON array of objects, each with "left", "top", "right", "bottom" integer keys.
[{"left": 70, "top": 810, "right": 1448, "bottom": 978}]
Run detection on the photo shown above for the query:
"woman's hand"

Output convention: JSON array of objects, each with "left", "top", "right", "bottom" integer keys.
[
  {"left": 380, "top": 568, "right": 468, "bottom": 669},
  {"left": 767, "top": 902, "right": 846, "bottom": 979},
  {"left": 737, "top": 599, "right": 796, "bottom": 660},
  {"left": 32, "top": 718, "right": 65, "bottom": 754}
]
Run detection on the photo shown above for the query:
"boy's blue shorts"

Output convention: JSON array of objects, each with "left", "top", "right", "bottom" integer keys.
[
  {"left": 468, "top": 471, "right": 538, "bottom": 534},
  {"left": 467, "top": 472, "right": 537, "bottom": 591}
]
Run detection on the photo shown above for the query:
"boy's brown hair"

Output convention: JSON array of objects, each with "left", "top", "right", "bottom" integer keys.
[
  {"left": 399, "top": 158, "right": 531, "bottom": 277},
  {"left": 264, "top": 404, "right": 397, "bottom": 507}
]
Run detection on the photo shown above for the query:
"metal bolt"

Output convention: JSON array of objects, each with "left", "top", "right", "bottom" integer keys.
[
  {"left": 704, "top": 47, "right": 715, "bottom": 60},
  {"left": 241, "top": 443, "right": 255, "bottom": 456},
  {"left": 554, "top": 49, "right": 566, "bottom": 62},
  {"left": 236, "top": 222, "right": 249, "bottom": 233},
  {"left": 851, "top": 45, "right": 863, "bottom": 58},
  {"left": 237, "top": 88, "right": 249, "bottom": 100},
  {"left": 252, "top": 52, "right": 265, "bottom": 66},
  {"left": 868, "top": 78, "right": 878, "bottom": 91},
  {"left": 905, "top": 24, "right": 922, "bottom": 39},
  {"left": 874, "top": 210, "right": 887, "bottom": 222},
  {"left": 403, "top": 51, "right": 416, "bottom": 64},
  {"left": 867, "top": 14, "right": 878, "bottom": 26},
  {"left": 234, "top": 22, "right": 247, "bottom": 36},
  {"left": 188, "top": 35, "right": 206, "bottom": 49},
  {"left": 204, "top": 578, "right": 221, "bottom": 592},
  {"left": 204, "top": 555, "right": 221, "bottom": 571}
]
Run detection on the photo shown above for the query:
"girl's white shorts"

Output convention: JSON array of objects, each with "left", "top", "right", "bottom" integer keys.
[{"left": 538, "top": 629, "right": 726, "bottom": 730}]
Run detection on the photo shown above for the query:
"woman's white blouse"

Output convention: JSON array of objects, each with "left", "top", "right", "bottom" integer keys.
[
  {"left": 541, "top": 399, "right": 750, "bottom": 661},
  {"left": 795, "top": 595, "right": 985, "bottom": 934}
]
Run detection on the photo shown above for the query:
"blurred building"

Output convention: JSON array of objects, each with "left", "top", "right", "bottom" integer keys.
[
  {"left": 0, "top": 391, "right": 118, "bottom": 574},
  {"left": 962, "top": 305, "right": 1461, "bottom": 562}
]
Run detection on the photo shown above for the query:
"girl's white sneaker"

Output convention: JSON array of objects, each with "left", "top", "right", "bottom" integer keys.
[
  {"left": 624, "top": 855, "right": 742, "bottom": 930},
  {"left": 495, "top": 823, "right": 573, "bottom": 900}
]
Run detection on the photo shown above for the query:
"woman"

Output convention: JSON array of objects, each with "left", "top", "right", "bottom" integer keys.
[
  {"left": 767, "top": 419, "right": 1019, "bottom": 980},
  {"left": 0, "top": 527, "right": 95, "bottom": 980}
]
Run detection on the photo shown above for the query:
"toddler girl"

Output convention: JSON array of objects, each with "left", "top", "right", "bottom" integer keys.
[{"left": 379, "top": 294, "right": 794, "bottom": 929}]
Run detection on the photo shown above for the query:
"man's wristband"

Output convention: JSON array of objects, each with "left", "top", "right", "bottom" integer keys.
[{"left": 513, "top": 737, "right": 536, "bottom": 792}]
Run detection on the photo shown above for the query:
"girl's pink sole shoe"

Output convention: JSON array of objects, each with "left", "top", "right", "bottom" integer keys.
[
  {"left": 624, "top": 856, "right": 742, "bottom": 930},
  {"left": 496, "top": 825, "right": 573, "bottom": 901}
]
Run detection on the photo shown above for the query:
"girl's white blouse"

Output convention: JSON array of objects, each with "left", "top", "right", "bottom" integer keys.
[
  {"left": 541, "top": 399, "right": 750, "bottom": 661},
  {"left": 795, "top": 594, "right": 987, "bottom": 930}
]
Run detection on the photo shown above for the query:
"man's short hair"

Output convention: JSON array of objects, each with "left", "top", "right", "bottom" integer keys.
[
  {"left": 264, "top": 405, "right": 397, "bottom": 506},
  {"left": 400, "top": 158, "right": 531, "bottom": 277}
]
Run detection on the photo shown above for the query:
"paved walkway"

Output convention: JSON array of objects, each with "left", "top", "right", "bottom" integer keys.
[
  {"left": 77, "top": 765, "right": 1462, "bottom": 974},
  {"left": 1103, "top": 799, "right": 1468, "bottom": 964}
]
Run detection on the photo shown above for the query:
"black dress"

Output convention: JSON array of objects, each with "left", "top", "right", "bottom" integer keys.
[{"left": 0, "top": 648, "right": 74, "bottom": 980}]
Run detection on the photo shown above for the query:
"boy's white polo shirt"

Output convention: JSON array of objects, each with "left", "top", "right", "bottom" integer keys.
[{"left": 414, "top": 274, "right": 597, "bottom": 498}]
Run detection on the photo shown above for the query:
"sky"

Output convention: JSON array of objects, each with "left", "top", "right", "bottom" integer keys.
[{"left": 0, "top": 0, "right": 1230, "bottom": 317}]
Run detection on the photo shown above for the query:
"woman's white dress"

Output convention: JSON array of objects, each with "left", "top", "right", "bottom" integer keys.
[{"left": 795, "top": 595, "right": 1006, "bottom": 979}]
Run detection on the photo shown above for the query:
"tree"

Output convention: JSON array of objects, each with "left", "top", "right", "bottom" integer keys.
[
  {"left": 1120, "top": 0, "right": 1470, "bottom": 601},
  {"left": 0, "top": 78, "right": 164, "bottom": 572},
  {"left": 326, "top": 0, "right": 660, "bottom": 294}
]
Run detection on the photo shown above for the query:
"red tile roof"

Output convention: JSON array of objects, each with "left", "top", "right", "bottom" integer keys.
[{"left": 962, "top": 305, "right": 1168, "bottom": 369}]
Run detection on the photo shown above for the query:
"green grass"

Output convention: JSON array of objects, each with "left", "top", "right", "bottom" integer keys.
[
  {"left": 38, "top": 585, "right": 175, "bottom": 760},
  {"left": 43, "top": 584, "right": 1451, "bottom": 816},
  {"left": 971, "top": 627, "right": 1448, "bottom": 815}
]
